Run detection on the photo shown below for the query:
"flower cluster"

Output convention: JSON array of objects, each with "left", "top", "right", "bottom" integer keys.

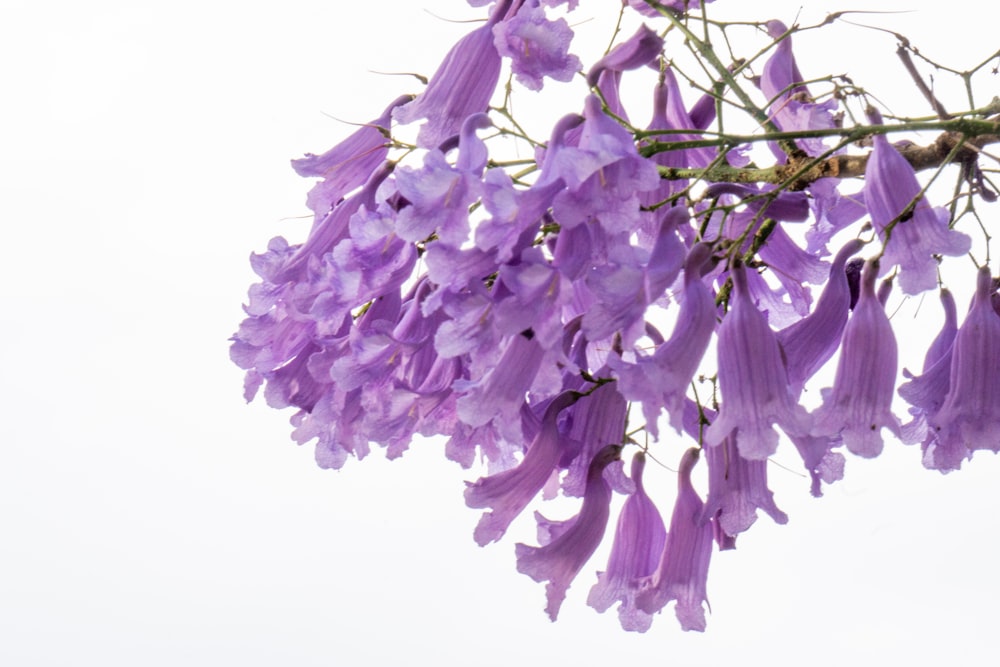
[{"left": 232, "top": 0, "right": 997, "bottom": 631}]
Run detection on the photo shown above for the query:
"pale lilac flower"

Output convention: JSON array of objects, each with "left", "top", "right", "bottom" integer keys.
[
  {"left": 587, "top": 451, "right": 667, "bottom": 633},
  {"left": 759, "top": 21, "right": 839, "bottom": 157},
  {"left": 898, "top": 288, "right": 958, "bottom": 443},
  {"left": 465, "top": 391, "right": 579, "bottom": 545},
  {"left": 864, "top": 109, "right": 971, "bottom": 294},
  {"left": 291, "top": 94, "right": 411, "bottom": 220},
  {"left": 393, "top": 6, "right": 505, "bottom": 148},
  {"left": 703, "top": 262, "right": 811, "bottom": 459},
  {"left": 585, "top": 24, "right": 663, "bottom": 88},
  {"left": 703, "top": 433, "right": 788, "bottom": 543},
  {"left": 516, "top": 444, "right": 621, "bottom": 621},
  {"left": 805, "top": 183, "right": 867, "bottom": 255},
  {"left": 549, "top": 95, "right": 661, "bottom": 235},
  {"left": 636, "top": 447, "right": 713, "bottom": 632},
  {"left": 493, "top": 1, "right": 581, "bottom": 91},
  {"left": 613, "top": 243, "right": 716, "bottom": 437},
  {"left": 560, "top": 382, "right": 629, "bottom": 498},
  {"left": 789, "top": 432, "right": 845, "bottom": 498},
  {"left": 639, "top": 68, "right": 716, "bottom": 217},
  {"left": 493, "top": 246, "right": 573, "bottom": 349},
  {"left": 455, "top": 330, "right": 546, "bottom": 436},
  {"left": 394, "top": 113, "right": 492, "bottom": 246},
  {"left": 777, "top": 239, "right": 865, "bottom": 395},
  {"left": 925, "top": 268, "right": 1000, "bottom": 471},
  {"left": 812, "top": 259, "right": 901, "bottom": 458}
]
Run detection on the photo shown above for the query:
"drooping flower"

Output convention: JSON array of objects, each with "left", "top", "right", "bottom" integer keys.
[
  {"left": 394, "top": 113, "right": 492, "bottom": 247},
  {"left": 811, "top": 259, "right": 901, "bottom": 458},
  {"left": 393, "top": 4, "right": 506, "bottom": 148},
  {"left": 585, "top": 24, "right": 663, "bottom": 88},
  {"left": 465, "top": 391, "right": 579, "bottom": 546},
  {"left": 924, "top": 267, "right": 1000, "bottom": 471},
  {"left": 703, "top": 262, "right": 811, "bottom": 460},
  {"left": 455, "top": 330, "right": 547, "bottom": 442},
  {"left": 636, "top": 447, "right": 714, "bottom": 632},
  {"left": 777, "top": 238, "right": 865, "bottom": 395},
  {"left": 613, "top": 243, "right": 716, "bottom": 437},
  {"left": 587, "top": 451, "right": 667, "bottom": 633},
  {"left": 702, "top": 433, "right": 788, "bottom": 544},
  {"left": 864, "top": 108, "right": 971, "bottom": 295},
  {"left": 560, "top": 381, "right": 629, "bottom": 498},
  {"left": 550, "top": 95, "right": 661, "bottom": 235},
  {"left": 291, "top": 94, "right": 412, "bottom": 221},
  {"left": 516, "top": 444, "right": 621, "bottom": 621},
  {"left": 759, "top": 21, "right": 839, "bottom": 158},
  {"left": 493, "top": 0, "right": 581, "bottom": 91}
]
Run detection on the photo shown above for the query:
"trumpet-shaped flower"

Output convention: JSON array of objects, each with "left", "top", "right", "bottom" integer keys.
[
  {"left": 493, "top": 1, "right": 581, "bottom": 91},
  {"left": 635, "top": 448, "right": 713, "bottom": 632},
  {"left": 516, "top": 444, "right": 621, "bottom": 621},
  {"left": 587, "top": 451, "right": 667, "bottom": 633},
  {"left": 812, "top": 259, "right": 901, "bottom": 458},
  {"left": 864, "top": 109, "right": 971, "bottom": 294},
  {"left": 703, "top": 262, "right": 810, "bottom": 459},
  {"left": 703, "top": 433, "right": 788, "bottom": 541},
  {"left": 465, "top": 392, "right": 579, "bottom": 545},
  {"left": 777, "top": 239, "right": 865, "bottom": 395},
  {"left": 393, "top": 7, "right": 504, "bottom": 148},
  {"left": 924, "top": 268, "right": 1000, "bottom": 471}
]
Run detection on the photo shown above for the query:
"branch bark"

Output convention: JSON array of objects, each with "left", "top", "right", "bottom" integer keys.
[{"left": 647, "top": 117, "right": 1000, "bottom": 189}]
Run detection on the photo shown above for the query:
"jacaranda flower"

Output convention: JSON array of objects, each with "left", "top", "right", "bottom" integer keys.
[
  {"left": 493, "top": 0, "right": 581, "bottom": 91},
  {"left": 704, "top": 262, "right": 811, "bottom": 459},
  {"left": 636, "top": 447, "right": 713, "bottom": 632},
  {"left": 778, "top": 238, "right": 865, "bottom": 395},
  {"left": 516, "top": 444, "right": 621, "bottom": 621},
  {"left": 924, "top": 267, "right": 1000, "bottom": 471},
  {"left": 393, "top": 3, "right": 506, "bottom": 148},
  {"left": 864, "top": 108, "right": 971, "bottom": 295},
  {"left": 465, "top": 391, "right": 579, "bottom": 546},
  {"left": 703, "top": 433, "right": 788, "bottom": 542},
  {"left": 587, "top": 451, "right": 666, "bottom": 632},
  {"left": 812, "top": 259, "right": 901, "bottom": 458}
]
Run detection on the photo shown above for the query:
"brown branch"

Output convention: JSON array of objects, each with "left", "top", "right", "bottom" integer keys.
[
  {"left": 776, "top": 129, "right": 997, "bottom": 190},
  {"left": 656, "top": 121, "right": 1000, "bottom": 190}
]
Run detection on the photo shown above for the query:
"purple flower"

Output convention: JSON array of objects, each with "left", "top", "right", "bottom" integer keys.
[
  {"left": 789, "top": 432, "right": 845, "bottom": 498},
  {"left": 291, "top": 94, "right": 411, "bottom": 220},
  {"left": 897, "top": 288, "right": 957, "bottom": 437},
  {"left": 759, "top": 21, "right": 838, "bottom": 157},
  {"left": 549, "top": 96, "right": 661, "bottom": 235},
  {"left": 394, "top": 113, "right": 492, "bottom": 246},
  {"left": 864, "top": 109, "right": 971, "bottom": 294},
  {"left": 516, "top": 444, "right": 621, "bottom": 621},
  {"left": 393, "top": 7, "right": 504, "bottom": 148},
  {"left": 455, "top": 331, "right": 547, "bottom": 440},
  {"left": 703, "top": 262, "right": 811, "bottom": 460},
  {"left": 925, "top": 268, "right": 1000, "bottom": 471},
  {"left": 560, "top": 382, "right": 629, "bottom": 498},
  {"left": 703, "top": 433, "right": 788, "bottom": 543},
  {"left": 587, "top": 451, "right": 666, "bottom": 632},
  {"left": 493, "top": 1, "right": 581, "bottom": 91},
  {"left": 777, "top": 238, "right": 865, "bottom": 395},
  {"left": 585, "top": 24, "right": 663, "bottom": 88},
  {"left": 636, "top": 447, "right": 713, "bottom": 632},
  {"left": 613, "top": 243, "right": 716, "bottom": 437},
  {"left": 812, "top": 259, "right": 900, "bottom": 458},
  {"left": 465, "top": 391, "right": 579, "bottom": 546}
]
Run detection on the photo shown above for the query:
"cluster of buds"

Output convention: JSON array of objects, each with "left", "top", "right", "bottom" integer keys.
[{"left": 231, "top": 0, "right": 998, "bottom": 631}]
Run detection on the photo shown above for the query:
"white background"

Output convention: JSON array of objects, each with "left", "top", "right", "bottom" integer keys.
[{"left": 2, "top": 1, "right": 999, "bottom": 665}]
